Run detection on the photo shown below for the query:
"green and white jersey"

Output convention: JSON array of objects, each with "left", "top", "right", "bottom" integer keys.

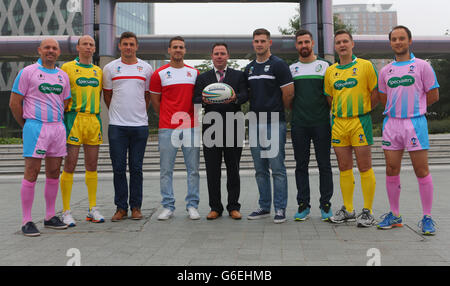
[{"left": 289, "top": 57, "right": 331, "bottom": 127}]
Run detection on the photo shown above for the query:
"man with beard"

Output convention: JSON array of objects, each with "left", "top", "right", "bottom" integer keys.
[
  {"left": 376, "top": 26, "right": 439, "bottom": 235},
  {"left": 289, "top": 29, "right": 334, "bottom": 222}
]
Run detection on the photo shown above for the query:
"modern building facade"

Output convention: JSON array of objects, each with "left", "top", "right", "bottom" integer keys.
[
  {"left": 0, "top": 0, "right": 155, "bottom": 136},
  {"left": 333, "top": 3, "right": 397, "bottom": 35}
]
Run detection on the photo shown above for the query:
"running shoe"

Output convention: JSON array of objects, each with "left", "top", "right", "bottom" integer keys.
[
  {"left": 356, "top": 208, "right": 376, "bottom": 227},
  {"left": 320, "top": 203, "right": 333, "bottom": 221},
  {"left": 330, "top": 205, "right": 356, "bottom": 223},
  {"left": 247, "top": 208, "right": 270, "bottom": 220},
  {"left": 44, "top": 216, "right": 68, "bottom": 229},
  {"left": 21, "top": 221, "right": 40, "bottom": 237},
  {"left": 86, "top": 206, "right": 105, "bottom": 223},
  {"left": 187, "top": 207, "right": 200, "bottom": 220},
  {"left": 418, "top": 215, "right": 436, "bottom": 235},
  {"left": 62, "top": 210, "right": 76, "bottom": 227},
  {"left": 274, "top": 209, "right": 286, "bottom": 224},
  {"left": 157, "top": 208, "right": 174, "bottom": 220},
  {"left": 376, "top": 212, "right": 403, "bottom": 229},
  {"left": 294, "top": 203, "right": 310, "bottom": 221}
]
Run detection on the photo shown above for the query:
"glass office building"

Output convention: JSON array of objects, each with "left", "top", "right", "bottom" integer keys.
[{"left": 0, "top": 0, "right": 155, "bottom": 136}]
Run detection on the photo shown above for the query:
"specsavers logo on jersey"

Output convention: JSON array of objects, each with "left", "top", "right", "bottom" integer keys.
[
  {"left": 76, "top": 77, "right": 99, "bottom": 87},
  {"left": 39, "top": 83, "right": 63, "bottom": 94},
  {"left": 333, "top": 78, "right": 358, "bottom": 90},
  {"left": 387, "top": 75, "right": 415, "bottom": 88}
]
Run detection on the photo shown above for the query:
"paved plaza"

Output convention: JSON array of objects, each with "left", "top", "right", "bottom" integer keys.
[{"left": 0, "top": 166, "right": 449, "bottom": 266}]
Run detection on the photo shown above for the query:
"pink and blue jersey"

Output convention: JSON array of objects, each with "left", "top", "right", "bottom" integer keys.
[
  {"left": 378, "top": 54, "right": 439, "bottom": 119},
  {"left": 12, "top": 60, "right": 71, "bottom": 123}
]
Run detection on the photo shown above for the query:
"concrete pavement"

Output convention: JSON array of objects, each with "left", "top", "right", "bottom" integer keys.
[{"left": 0, "top": 165, "right": 449, "bottom": 266}]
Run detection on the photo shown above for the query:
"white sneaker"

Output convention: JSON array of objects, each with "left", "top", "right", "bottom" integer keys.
[
  {"left": 62, "top": 210, "right": 76, "bottom": 227},
  {"left": 86, "top": 206, "right": 105, "bottom": 223},
  {"left": 187, "top": 207, "right": 200, "bottom": 220},
  {"left": 158, "top": 208, "right": 174, "bottom": 220}
]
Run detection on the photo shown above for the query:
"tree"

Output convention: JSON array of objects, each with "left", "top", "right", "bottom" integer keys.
[{"left": 278, "top": 7, "right": 354, "bottom": 36}]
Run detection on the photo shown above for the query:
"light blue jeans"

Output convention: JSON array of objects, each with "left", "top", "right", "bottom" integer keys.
[
  {"left": 249, "top": 121, "right": 288, "bottom": 212},
  {"left": 159, "top": 128, "right": 200, "bottom": 211}
]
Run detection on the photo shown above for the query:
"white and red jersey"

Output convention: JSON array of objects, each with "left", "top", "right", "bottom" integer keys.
[
  {"left": 103, "top": 58, "right": 153, "bottom": 126},
  {"left": 150, "top": 64, "right": 199, "bottom": 129}
]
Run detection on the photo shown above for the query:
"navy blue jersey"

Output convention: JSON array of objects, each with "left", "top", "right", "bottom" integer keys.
[{"left": 244, "top": 55, "right": 293, "bottom": 122}]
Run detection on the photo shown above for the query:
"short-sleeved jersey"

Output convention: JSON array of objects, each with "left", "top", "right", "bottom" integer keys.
[
  {"left": 290, "top": 57, "right": 331, "bottom": 127},
  {"left": 324, "top": 56, "right": 378, "bottom": 118},
  {"left": 378, "top": 54, "right": 439, "bottom": 118},
  {"left": 103, "top": 58, "right": 153, "bottom": 126},
  {"left": 149, "top": 64, "right": 199, "bottom": 129},
  {"left": 244, "top": 55, "right": 293, "bottom": 122},
  {"left": 12, "top": 60, "right": 71, "bottom": 123},
  {"left": 61, "top": 58, "right": 103, "bottom": 114}
]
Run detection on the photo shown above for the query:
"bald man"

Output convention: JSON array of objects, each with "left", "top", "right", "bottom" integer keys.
[
  {"left": 59, "top": 35, "right": 105, "bottom": 227},
  {"left": 10, "top": 38, "right": 71, "bottom": 236}
]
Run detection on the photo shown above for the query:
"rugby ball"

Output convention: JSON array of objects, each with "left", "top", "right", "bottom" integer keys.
[{"left": 202, "top": 83, "right": 234, "bottom": 103}]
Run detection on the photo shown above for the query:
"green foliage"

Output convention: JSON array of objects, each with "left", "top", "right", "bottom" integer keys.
[
  {"left": 194, "top": 59, "right": 241, "bottom": 74},
  {"left": 429, "top": 59, "right": 450, "bottom": 119},
  {"left": 0, "top": 137, "right": 22, "bottom": 144},
  {"left": 428, "top": 117, "right": 450, "bottom": 134}
]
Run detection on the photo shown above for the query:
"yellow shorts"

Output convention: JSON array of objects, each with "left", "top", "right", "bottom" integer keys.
[
  {"left": 331, "top": 113, "right": 373, "bottom": 147},
  {"left": 64, "top": 111, "right": 103, "bottom": 145}
]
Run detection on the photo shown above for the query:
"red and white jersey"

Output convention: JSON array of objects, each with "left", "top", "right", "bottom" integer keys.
[
  {"left": 103, "top": 58, "right": 153, "bottom": 126},
  {"left": 150, "top": 64, "right": 199, "bottom": 129}
]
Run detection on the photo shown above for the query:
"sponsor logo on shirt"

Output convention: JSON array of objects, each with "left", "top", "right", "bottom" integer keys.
[
  {"left": 58, "top": 75, "right": 64, "bottom": 83},
  {"left": 332, "top": 139, "right": 341, "bottom": 144},
  {"left": 294, "top": 66, "right": 299, "bottom": 74},
  {"left": 264, "top": 65, "right": 270, "bottom": 72},
  {"left": 408, "top": 65, "right": 416, "bottom": 74},
  {"left": 249, "top": 66, "right": 254, "bottom": 75},
  {"left": 315, "top": 64, "right": 323, "bottom": 73},
  {"left": 352, "top": 68, "right": 358, "bottom": 76},
  {"left": 137, "top": 66, "right": 143, "bottom": 72},
  {"left": 333, "top": 78, "right": 358, "bottom": 90},
  {"left": 93, "top": 70, "right": 98, "bottom": 77},
  {"left": 187, "top": 71, "right": 192, "bottom": 78},
  {"left": 36, "top": 149, "right": 46, "bottom": 155},
  {"left": 382, "top": 140, "right": 391, "bottom": 146},
  {"left": 166, "top": 71, "right": 172, "bottom": 79},
  {"left": 116, "top": 66, "right": 121, "bottom": 73},
  {"left": 387, "top": 75, "right": 415, "bottom": 88},
  {"left": 76, "top": 77, "right": 100, "bottom": 87},
  {"left": 38, "top": 83, "right": 63, "bottom": 94}
]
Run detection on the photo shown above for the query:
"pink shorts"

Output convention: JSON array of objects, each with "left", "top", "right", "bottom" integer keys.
[
  {"left": 23, "top": 119, "right": 67, "bottom": 158},
  {"left": 381, "top": 116, "right": 429, "bottom": 151}
]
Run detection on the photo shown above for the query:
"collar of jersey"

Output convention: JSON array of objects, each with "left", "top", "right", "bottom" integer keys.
[
  {"left": 336, "top": 55, "right": 357, "bottom": 70},
  {"left": 392, "top": 53, "right": 416, "bottom": 67},
  {"left": 36, "top": 58, "right": 59, "bottom": 74},
  {"left": 75, "top": 57, "right": 93, "bottom": 68}
]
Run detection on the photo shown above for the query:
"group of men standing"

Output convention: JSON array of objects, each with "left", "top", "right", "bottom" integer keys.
[{"left": 10, "top": 25, "right": 439, "bottom": 237}]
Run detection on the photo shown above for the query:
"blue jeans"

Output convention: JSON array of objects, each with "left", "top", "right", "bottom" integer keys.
[
  {"left": 291, "top": 124, "right": 333, "bottom": 209},
  {"left": 159, "top": 128, "right": 200, "bottom": 211},
  {"left": 250, "top": 121, "right": 288, "bottom": 212},
  {"left": 108, "top": 125, "right": 149, "bottom": 211}
]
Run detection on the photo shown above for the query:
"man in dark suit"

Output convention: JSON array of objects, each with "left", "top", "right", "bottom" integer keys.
[{"left": 193, "top": 43, "right": 248, "bottom": 220}]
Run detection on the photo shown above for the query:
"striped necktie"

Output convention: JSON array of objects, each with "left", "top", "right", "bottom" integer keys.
[{"left": 217, "top": 70, "right": 225, "bottom": 82}]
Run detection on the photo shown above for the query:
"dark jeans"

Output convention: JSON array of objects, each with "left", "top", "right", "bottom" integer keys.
[
  {"left": 291, "top": 124, "right": 333, "bottom": 209},
  {"left": 108, "top": 125, "right": 149, "bottom": 211}
]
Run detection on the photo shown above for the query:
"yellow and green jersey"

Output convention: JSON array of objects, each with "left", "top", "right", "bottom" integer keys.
[
  {"left": 324, "top": 56, "right": 378, "bottom": 118},
  {"left": 61, "top": 58, "right": 103, "bottom": 114}
]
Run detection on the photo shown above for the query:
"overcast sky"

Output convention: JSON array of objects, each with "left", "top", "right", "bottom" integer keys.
[{"left": 154, "top": 0, "right": 449, "bottom": 37}]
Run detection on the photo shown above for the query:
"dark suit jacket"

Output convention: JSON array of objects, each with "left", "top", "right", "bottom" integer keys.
[{"left": 193, "top": 67, "right": 248, "bottom": 114}]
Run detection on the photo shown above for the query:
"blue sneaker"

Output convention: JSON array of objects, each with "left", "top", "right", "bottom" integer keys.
[
  {"left": 320, "top": 204, "right": 333, "bottom": 221},
  {"left": 274, "top": 209, "right": 286, "bottom": 224},
  {"left": 247, "top": 208, "right": 270, "bottom": 220},
  {"left": 294, "top": 203, "right": 310, "bottom": 221},
  {"left": 418, "top": 215, "right": 436, "bottom": 235},
  {"left": 376, "top": 212, "right": 403, "bottom": 229}
]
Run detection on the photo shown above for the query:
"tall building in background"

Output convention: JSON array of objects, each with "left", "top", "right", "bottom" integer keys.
[
  {"left": 0, "top": 0, "right": 155, "bottom": 136},
  {"left": 333, "top": 3, "right": 397, "bottom": 35}
]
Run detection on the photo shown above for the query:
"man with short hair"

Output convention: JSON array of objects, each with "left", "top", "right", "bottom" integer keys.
[
  {"left": 245, "top": 28, "right": 294, "bottom": 224},
  {"left": 289, "top": 29, "right": 334, "bottom": 222},
  {"left": 10, "top": 38, "right": 71, "bottom": 236},
  {"left": 103, "top": 31, "right": 153, "bottom": 221},
  {"left": 193, "top": 43, "right": 248, "bottom": 220},
  {"left": 376, "top": 25, "right": 439, "bottom": 235},
  {"left": 324, "top": 30, "right": 379, "bottom": 227},
  {"left": 150, "top": 36, "right": 201, "bottom": 220},
  {"left": 60, "top": 35, "right": 105, "bottom": 226}
]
